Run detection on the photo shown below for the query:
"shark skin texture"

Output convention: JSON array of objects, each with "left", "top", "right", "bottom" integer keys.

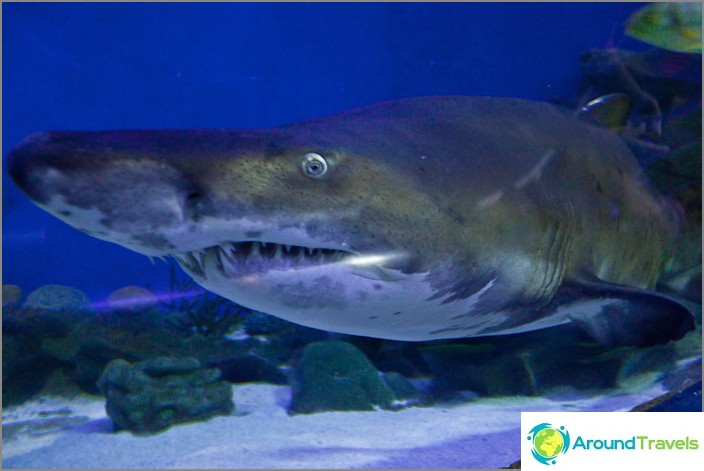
[{"left": 8, "top": 96, "right": 696, "bottom": 344}]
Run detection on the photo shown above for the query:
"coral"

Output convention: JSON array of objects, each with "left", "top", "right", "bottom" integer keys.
[
  {"left": 2, "top": 331, "right": 64, "bottom": 406},
  {"left": 107, "top": 286, "right": 159, "bottom": 312},
  {"left": 97, "top": 357, "right": 234, "bottom": 433},
  {"left": 39, "top": 313, "right": 249, "bottom": 394},
  {"left": 289, "top": 341, "right": 397, "bottom": 414},
  {"left": 24, "top": 284, "right": 91, "bottom": 311},
  {"left": 2, "top": 284, "right": 23, "bottom": 306}
]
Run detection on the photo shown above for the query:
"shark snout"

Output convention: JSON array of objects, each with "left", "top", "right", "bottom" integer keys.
[
  {"left": 8, "top": 131, "right": 204, "bottom": 249},
  {"left": 8, "top": 132, "right": 64, "bottom": 203}
]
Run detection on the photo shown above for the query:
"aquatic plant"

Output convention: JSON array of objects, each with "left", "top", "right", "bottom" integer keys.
[
  {"left": 164, "top": 264, "right": 246, "bottom": 338},
  {"left": 167, "top": 290, "right": 246, "bottom": 337}
]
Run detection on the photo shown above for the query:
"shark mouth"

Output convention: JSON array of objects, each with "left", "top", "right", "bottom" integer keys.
[{"left": 171, "top": 241, "right": 354, "bottom": 278}]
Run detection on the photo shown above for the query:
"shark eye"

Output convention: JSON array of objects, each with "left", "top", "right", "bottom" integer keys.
[{"left": 300, "top": 152, "right": 328, "bottom": 179}]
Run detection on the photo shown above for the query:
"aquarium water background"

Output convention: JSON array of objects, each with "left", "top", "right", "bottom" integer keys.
[
  {"left": 2, "top": 2, "right": 702, "bottom": 468},
  {"left": 3, "top": 1, "right": 654, "bottom": 301}
]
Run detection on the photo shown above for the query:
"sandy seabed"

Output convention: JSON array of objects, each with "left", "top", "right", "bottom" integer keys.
[{"left": 2, "top": 375, "right": 676, "bottom": 469}]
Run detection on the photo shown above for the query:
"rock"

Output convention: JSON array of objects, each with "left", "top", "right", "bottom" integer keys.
[
  {"left": 210, "top": 354, "right": 288, "bottom": 385},
  {"left": 39, "top": 313, "right": 249, "bottom": 394},
  {"left": 289, "top": 341, "right": 396, "bottom": 414},
  {"left": 347, "top": 338, "right": 431, "bottom": 378},
  {"left": 27, "top": 313, "right": 75, "bottom": 338},
  {"left": 2, "top": 334, "right": 63, "bottom": 406},
  {"left": 139, "top": 357, "right": 202, "bottom": 377},
  {"left": 3, "top": 307, "right": 75, "bottom": 338},
  {"left": 107, "top": 286, "right": 159, "bottom": 312},
  {"left": 515, "top": 346, "right": 622, "bottom": 393},
  {"left": 97, "top": 357, "right": 234, "bottom": 433},
  {"left": 424, "top": 349, "right": 536, "bottom": 398},
  {"left": 37, "top": 368, "right": 89, "bottom": 399},
  {"left": 3, "top": 336, "right": 23, "bottom": 382},
  {"left": 3, "top": 284, "right": 23, "bottom": 306},
  {"left": 24, "top": 285, "right": 91, "bottom": 311},
  {"left": 1, "top": 305, "right": 86, "bottom": 405},
  {"left": 70, "top": 345, "right": 136, "bottom": 394},
  {"left": 382, "top": 372, "right": 428, "bottom": 407}
]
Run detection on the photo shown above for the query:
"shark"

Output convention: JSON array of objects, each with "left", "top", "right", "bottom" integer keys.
[{"left": 8, "top": 96, "right": 696, "bottom": 345}]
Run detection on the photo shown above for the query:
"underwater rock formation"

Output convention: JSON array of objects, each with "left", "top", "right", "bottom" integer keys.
[
  {"left": 381, "top": 372, "right": 427, "bottom": 407},
  {"left": 210, "top": 354, "right": 288, "bottom": 385},
  {"left": 107, "top": 286, "right": 159, "bottom": 312},
  {"left": 24, "top": 284, "right": 91, "bottom": 311},
  {"left": 2, "top": 284, "right": 23, "bottom": 306},
  {"left": 2, "top": 305, "right": 88, "bottom": 405},
  {"left": 417, "top": 321, "right": 696, "bottom": 400},
  {"left": 97, "top": 357, "right": 234, "bottom": 433},
  {"left": 2, "top": 332, "right": 63, "bottom": 405},
  {"left": 289, "top": 341, "right": 398, "bottom": 414},
  {"left": 422, "top": 344, "right": 537, "bottom": 398},
  {"left": 37, "top": 305, "right": 248, "bottom": 394},
  {"left": 336, "top": 336, "right": 432, "bottom": 379}
]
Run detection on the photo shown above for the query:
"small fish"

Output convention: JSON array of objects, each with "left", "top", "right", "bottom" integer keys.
[{"left": 626, "top": 2, "right": 702, "bottom": 54}]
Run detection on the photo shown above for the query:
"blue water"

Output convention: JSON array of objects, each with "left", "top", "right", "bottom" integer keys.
[{"left": 3, "top": 2, "right": 649, "bottom": 301}]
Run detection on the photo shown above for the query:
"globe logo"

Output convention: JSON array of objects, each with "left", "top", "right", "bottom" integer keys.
[{"left": 527, "top": 423, "right": 570, "bottom": 465}]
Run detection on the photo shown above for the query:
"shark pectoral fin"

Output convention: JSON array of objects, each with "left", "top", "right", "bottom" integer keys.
[{"left": 559, "top": 279, "right": 695, "bottom": 347}]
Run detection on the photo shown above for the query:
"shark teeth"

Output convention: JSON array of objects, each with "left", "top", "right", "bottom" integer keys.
[
  {"left": 172, "top": 240, "right": 352, "bottom": 277},
  {"left": 274, "top": 244, "right": 283, "bottom": 259}
]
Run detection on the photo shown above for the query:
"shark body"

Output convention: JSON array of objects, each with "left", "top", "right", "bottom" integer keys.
[{"left": 8, "top": 96, "right": 695, "bottom": 345}]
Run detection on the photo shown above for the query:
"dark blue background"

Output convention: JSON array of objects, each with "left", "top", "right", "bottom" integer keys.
[{"left": 3, "top": 2, "right": 648, "bottom": 301}]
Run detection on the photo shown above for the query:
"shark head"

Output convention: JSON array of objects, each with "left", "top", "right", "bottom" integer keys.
[{"left": 8, "top": 114, "right": 497, "bottom": 340}]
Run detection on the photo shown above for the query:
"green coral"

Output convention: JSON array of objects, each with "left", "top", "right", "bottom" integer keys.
[{"left": 289, "top": 341, "right": 397, "bottom": 414}]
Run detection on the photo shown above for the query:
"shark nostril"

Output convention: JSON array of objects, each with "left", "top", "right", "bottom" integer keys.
[
  {"left": 186, "top": 191, "right": 202, "bottom": 202},
  {"left": 183, "top": 189, "right": 208, "bottom": 220}
]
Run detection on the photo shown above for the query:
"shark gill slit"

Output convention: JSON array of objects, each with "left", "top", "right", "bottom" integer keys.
[
  {"left": 534, "top": 221, "right": 559, "bottom": 300},
  {"left": 548, "top": 203, "right": 575, "bottom": 300},
  {"left": 533, "top": 205, "right": 573, "bottom": 302}
]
